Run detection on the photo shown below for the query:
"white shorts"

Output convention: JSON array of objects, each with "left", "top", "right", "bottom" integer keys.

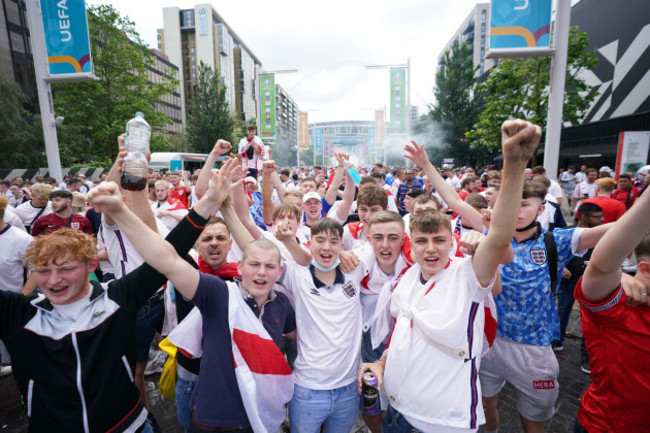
[{"left": 479, "top": 336, "right": 559, "bottom": 422}]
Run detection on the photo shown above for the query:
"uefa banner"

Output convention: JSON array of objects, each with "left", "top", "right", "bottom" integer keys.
[
  {"left": 389, "top": 68, "right": 406, "bottom": 134},
  {"left": 41, "top": 0, "right": 93, "bottom": 79},
  {"left": 314, "top": 128, "right": 323, "bottom": 154},
  {"left": 490, "top": 0, "right": 552, "bottom": 51},
  {"left": 374, "top": 110, "right": 385, "bottom": 147},
  {"left": 299, "top": 112, "right": 309, "bottom": 149},
  {"left": 260, "top": 74, "right": 276, "bottom": 138}
]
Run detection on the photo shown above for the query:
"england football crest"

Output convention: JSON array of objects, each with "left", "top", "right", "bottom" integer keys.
[
  {"left": 530, "top": 249, "right": 547, "bottom": 265},
  {"left": 71, "top": 222, "right": 80, "bottom": 230},
  {"left": 341, "top": 282, "right": 357, "bottom": 299}
]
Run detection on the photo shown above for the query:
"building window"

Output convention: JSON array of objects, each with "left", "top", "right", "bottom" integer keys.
[{"left": 180, "top": 10, "right": 194, "bottom": 28}]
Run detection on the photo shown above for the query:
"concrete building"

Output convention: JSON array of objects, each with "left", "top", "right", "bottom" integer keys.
[
  {"left": 0, "top": 0, "right": 38, "bottom": 112},
  {"left": 149, "top": 49, "right": 183, "bottom": 134},
  {"left": 437, "top": 3, "right": 496, "bottom": 78},
  {"left": 273, "top": 84, "right": 299, "bottom": 155},
  {"left": 159, "top": 5, "right": 262, "bottom": 125}
]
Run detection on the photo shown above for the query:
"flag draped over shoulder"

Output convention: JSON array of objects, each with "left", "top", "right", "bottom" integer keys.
[
  {"left": 168, "top": 283, "right": 293, "bottom": 432},
  {"left": 226, "top": 282, "right": 293, "bottom": 432}
]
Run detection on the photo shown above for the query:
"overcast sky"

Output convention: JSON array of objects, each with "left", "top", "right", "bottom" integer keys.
[{"left": 87, "top": 0, "right": 483, "bottom": 123}]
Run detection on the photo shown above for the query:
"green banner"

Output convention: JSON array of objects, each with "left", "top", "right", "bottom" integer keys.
[
  {"left": 260, "top": 74, "right": 276, "bottom": 138},
  {"left": 389, "top": 68, "right": 406, "bottom": 134}
]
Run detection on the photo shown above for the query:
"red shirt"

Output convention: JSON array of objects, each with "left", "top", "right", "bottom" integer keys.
[
  {"left": 169, "top": 185, "right": 189, "bottom": 208},
  {"left": 611, "top": 186, "right": 640, "bottom": 210},
  {"left": 31, "top": 213, "right": 94, "bottom": 236},
  {"left": 575, "top": 279, "right": 650, "bottom": 433},
  {"left": 575, "top": 196, "right": 626, "bottom": 223}
]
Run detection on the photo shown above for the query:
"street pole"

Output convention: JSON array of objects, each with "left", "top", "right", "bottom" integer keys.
[
  {"left": 25, "top": 0, "right": 63, "bottom": 182},
  {"left": 543, "top": 0, "right": 571, "bottom": 180}
]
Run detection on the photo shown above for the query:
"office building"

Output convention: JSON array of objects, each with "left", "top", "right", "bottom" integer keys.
[
  {"left": 160, "top": 4, "right": 262, "bottom": 125},
  {"left": 0, "top": 0, "right": 38, "bottom": 112},
  {"left": 273, "top": 84, "right": 299, "bottom": 153},
  {"left": 149, "top": 49, "right": 183, "bottom": 134},
  {"left": 438, "top": 3, "right": 496, "bottom": 78}
]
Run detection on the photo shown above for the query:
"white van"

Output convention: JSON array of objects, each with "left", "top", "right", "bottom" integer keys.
[{"left": 149, "top": 152, "right": 222, "bottom": 173}]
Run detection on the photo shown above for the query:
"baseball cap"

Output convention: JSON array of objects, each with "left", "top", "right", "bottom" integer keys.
[
  {"left": 302, "top": 191, "right": 321, "bottom": 204},
  {"left": 406, "top": 188, "right": 425, "bottom": 198},
  {"left": 244, "top": 176, "right": 257, "bottom": 186}
]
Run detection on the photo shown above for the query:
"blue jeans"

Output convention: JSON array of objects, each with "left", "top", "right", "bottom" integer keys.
[
  {"left": 141, "top": 421, "right": 153, "bottom": 433},
  {"left": 382, "top": 405, "right": 423, "bottom": 433},
  {"left": 175, "top": 375, "right": 197, "bottom": 432},
  {"left": 135, "top": 299, "right": 165, "bottom": 363},
  {"left": 557, "top": 279, "right": 577, "bottom": 345},
  {"left": 289, "top": 382, "right": 360, "bottom": 433},
  {"left": 574, "top": 417, "right": 588, "bottom": 433}
]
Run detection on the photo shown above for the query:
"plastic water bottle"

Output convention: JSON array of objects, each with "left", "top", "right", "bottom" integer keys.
[
  {"left": 345, "top": 162, "right": 362, "bottom": 184},
  {"left": 121, "top": 112, "right": 150, "bottom": 191}
]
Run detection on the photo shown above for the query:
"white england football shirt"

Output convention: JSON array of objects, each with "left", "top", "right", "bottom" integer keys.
[{"left": 279, "top": 261, "right": 365, "bottom": 389}]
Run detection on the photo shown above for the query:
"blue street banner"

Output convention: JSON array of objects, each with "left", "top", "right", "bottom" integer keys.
[
  {"left": 389, "top": 68, "right": 406, "bottom": 134},
  {"left": 41, "top": 0, "right": 93, "bottom": 78},
  {"left": 260, "top": 74, "right": 277, "bottom": 138},
  {"left": 368, "top": 127, "right": 375, "bottom": 154},
  {"left": 315, "top": 128, "right": 323, "bottom": 154},
  {"left": 490, "top": 0, "right": 552, "bottom": 50}
]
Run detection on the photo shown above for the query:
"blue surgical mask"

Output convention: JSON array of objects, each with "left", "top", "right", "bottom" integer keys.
[{"left": 311, "top": 258, "right": 340, "bottom": 272}]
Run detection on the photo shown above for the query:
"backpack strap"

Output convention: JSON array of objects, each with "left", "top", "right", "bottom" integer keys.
[
  {"left": 543, "top": 231, "right": 558, "bottom": 295},
  {"left": 28, "top": 203, "right": 47, "bottom": 234}
]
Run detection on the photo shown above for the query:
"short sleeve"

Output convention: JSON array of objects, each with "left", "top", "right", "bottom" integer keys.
[{"left": 574, "top": 277, "right": 625, "bottom": 322}]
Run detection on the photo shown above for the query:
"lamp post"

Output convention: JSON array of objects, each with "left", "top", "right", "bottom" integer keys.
[
  {"left": 364, "top": 58, "right": 411, "bottom": 136},
  {"left": 365, "top": 59, "right": 411, "bottom": 166}
]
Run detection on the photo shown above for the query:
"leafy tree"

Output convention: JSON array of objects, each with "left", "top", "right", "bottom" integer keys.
[
  {"left": 185, "top": 61, "right": 237, "bottom": 153},
  {"left": 0, "top": 74, "right": 43, "bottom": 168},
  {"left": 467, "top": 27, "right": 598, "bottom": 166},
  {"left": 52, "top": 5, "right": 178, "bottom": 167},
  {"left": 429, "top": 41, "right": 486, "bottom": 166}
]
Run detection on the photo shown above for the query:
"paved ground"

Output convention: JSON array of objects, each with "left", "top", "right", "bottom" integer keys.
[{"left": 0, "top": 309, "right": 590, "bottom": 433}]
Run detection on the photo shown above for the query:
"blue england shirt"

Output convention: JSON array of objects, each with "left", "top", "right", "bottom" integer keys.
[{"left": 497, "top": 226, "right": 586, "bottom": 346}]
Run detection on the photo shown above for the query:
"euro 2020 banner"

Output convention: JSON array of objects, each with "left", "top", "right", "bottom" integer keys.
[
  {"left": 41, "top": 0, "right": 93, "bottom": 78},
  {"left": 490, "top": 0, "right": 552, "bottom": 50}
]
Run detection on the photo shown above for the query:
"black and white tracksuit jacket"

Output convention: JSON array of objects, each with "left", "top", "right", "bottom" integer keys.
[{"left": 0, "top": 209, "right": 208, "bottom": 433}]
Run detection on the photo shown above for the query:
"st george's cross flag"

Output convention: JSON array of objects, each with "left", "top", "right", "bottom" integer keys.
[{"left": 167, "top": 282, "right": 293, "bottom": 432}]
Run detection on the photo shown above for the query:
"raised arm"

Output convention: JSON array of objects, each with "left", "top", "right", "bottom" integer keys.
[
  {"left": 324, "top": 152, "right": 347, "bottom": 206},
  {"left": 89, "top": 183, "right": 200, "bottom": 299},
  {"left": 428, "top": 119, "right": 542, "bottom": 286},
  {"left": 261, "top": 160, "right": 279, "bottom": 225},
  {"left": 334, "top": 171, "right": 356, "bottom": 223},
  {"left": 195, "top": 139, "right": 232, "bottom": 200},
  {"left": 582, "top": 187, "right": 650, "bottom": 301},
  {"left": 404, "top": 142, "right": 483, "bottom": 231},
  {"left": 231, "top": 163, "right": 263, "bottom": 240},
  {"left": 220, "top": 200, "right": 255, "bottom": 252},
  {"left": 88, "top": 162, "right": 236, "bottom": 300},
  {"left": 273, "top": 221, "right": 312, "bottom": 266},
  {"left": 471, "top": 120, "right": 540, "bottom": 286}
]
